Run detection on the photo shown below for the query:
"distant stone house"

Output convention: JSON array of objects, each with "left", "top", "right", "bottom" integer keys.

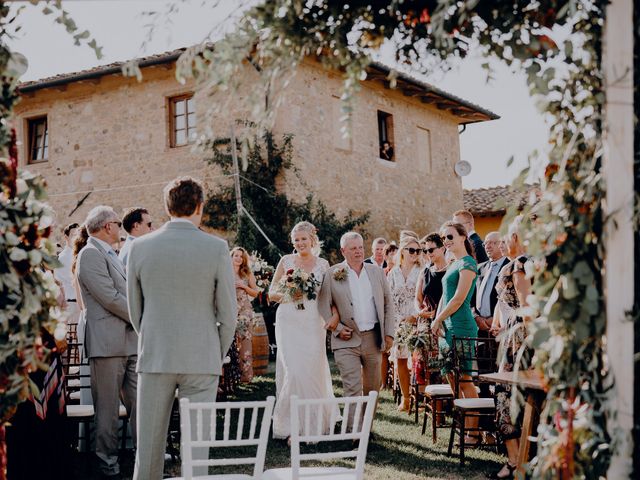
[{"left": 15, "top": 49, "right": 497, "bottom": 244}]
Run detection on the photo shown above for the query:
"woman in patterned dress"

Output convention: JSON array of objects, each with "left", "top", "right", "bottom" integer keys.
[
  {"left": 231, "top": 247, "right": 261, "bottom": 383},
  {"left": 431, "top": 221, "right": 480, "bottom": 438},
  {"left": 388, "top": 231, "right": 423, "bottom": 411},
  {"left": 488, "top": 216, "right": 532, "bottom": 480}
]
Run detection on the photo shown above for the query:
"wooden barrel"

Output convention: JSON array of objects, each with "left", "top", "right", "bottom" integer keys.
[{"left": 251, "top": 313, "right": 270, "bottom": 375}]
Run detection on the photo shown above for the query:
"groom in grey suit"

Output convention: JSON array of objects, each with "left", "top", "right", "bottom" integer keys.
[
  {"left": 77, "top": 205, "right": 138, "bottom": 478},
  {"left": 318, "top": 232, "right": 394, "bottom": 400},
  {"left": 128, "top": 177, "right": 237, "bottom": 480}
]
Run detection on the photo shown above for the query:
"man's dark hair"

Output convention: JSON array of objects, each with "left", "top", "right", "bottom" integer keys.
[
  {"left": 63, "top": 223, "right": 79, "bottom": 237},
  {"left": 163, "top": 177, "right": 204, "bottom": 217},
  {"left": 122, "top": 207, "right": 149, "bottom": 234},
  {"left": 423, "top": 232, "right": 444, "bottom": 248}
]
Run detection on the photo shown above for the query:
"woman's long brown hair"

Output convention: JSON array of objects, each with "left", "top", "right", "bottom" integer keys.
[{"left": 230, "top": 246, "right": 251, "bottom": 279}]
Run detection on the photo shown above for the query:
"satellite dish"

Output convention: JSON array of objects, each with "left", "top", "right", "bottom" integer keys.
[
  {"left": 6, "top": 51, "right": 28, "bottom": 79},
  {"left": 454, "top": 160, "right": 472, "bottom": 177}
]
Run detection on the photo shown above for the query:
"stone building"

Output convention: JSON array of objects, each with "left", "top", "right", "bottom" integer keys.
[{"left": 15, "top": 49, "right": 497, "bottom": 244}]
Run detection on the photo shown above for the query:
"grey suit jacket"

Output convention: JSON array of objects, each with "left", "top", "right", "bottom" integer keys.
[
  {"left": 318, "top": 261, "right": 394, "bottom": 351},
  {"left": 126, "top": 221, "right": 238, "bottom": 375},
  {"left": 76, "top": 237, "right": 137, "bottom": 358}
]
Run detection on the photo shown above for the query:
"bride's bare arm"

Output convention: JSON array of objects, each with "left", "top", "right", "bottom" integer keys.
[
  {"left": 268, "top": 256, "right": 286, "bottom": 303},
  {"left": 325, "top": 304, "right": 340, "bottom": 331}
]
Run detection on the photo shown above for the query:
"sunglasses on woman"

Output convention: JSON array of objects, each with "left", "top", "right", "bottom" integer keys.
[
  {"left": 423, "top": 247, "right": 440, "bottom": 254},
  {"left": 403, "top": 247, "right": 422, "bottom": 255},
  {"left": 440, "top": 234, "right": 455, "bottom": 242}
]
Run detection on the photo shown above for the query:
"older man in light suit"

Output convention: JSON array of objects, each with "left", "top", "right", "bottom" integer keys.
[
  {"left": 318, "top": 232, "right": 394, "bottom": 401},
  {"left": 128, "top": 177, "right": 237, "bottom": 480},
  {"left": 77, "top": 205, "right": 138, "bottom": 479}
]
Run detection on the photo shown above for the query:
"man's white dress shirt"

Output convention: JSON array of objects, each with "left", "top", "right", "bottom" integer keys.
[{"left": 346, "top": 263, "right": 378, "bottom": 332}]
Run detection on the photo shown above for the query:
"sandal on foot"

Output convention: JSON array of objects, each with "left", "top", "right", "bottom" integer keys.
[{"left": 485, "top": 462, "right": 517, "bottom": 479}]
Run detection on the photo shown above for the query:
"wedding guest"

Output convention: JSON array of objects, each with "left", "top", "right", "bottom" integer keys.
[
  {"left": 416, "top": 233, "right": 447, "bottom": 319},
  {"left": 231, "top": 246, "right": 260, "bottom": 383},
  {"left": 365, "top": 237, "right": 387, "bottom": 268},
  {"left": 452, "top": 210, "right": 488, "bottom": 263},
  {"left": 431, "top": 221, "right": 479, "bottom": 441},
  {"left": 383, "top": 242, "right": 398, "bottom": 275},
  {"left": 76, "top": 206, "right": 137, "bottom": 479},
  {"left": 118, "top": 207, "right": 154, "bottom": 266},
  {"left": 54, "top": 223, "right": 80, "bottom": 330},
  {"left": 71, "top": 226, "right": 93, "bottom": 408},
  {"left": 128, "top": 177, "right": 237, "bottom": 479},
  {"left": 488, "top": 216, "right": 532, "bottom": 480},
  {"left": 380, "top": 243, "right": 398, "bottom": 387},
  {"left": 473, "top": 232, "right": 508, "bottom": 396},
  {"left": 388, "top": 232, "right": 423, "bottom": 411}
]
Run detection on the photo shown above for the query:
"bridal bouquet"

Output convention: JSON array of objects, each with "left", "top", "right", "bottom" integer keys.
[{"left": 275, "top": 267, "right": 320, "bottom": 310}]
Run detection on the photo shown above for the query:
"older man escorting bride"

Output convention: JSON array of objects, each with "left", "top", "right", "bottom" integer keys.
[{"left": 268, "top": 222, "right": 339, "bottom": 440}]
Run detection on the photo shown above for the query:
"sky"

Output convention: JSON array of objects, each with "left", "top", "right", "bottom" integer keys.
[{"left": 8, "top": 0, "right": 550, "bottom": 189}]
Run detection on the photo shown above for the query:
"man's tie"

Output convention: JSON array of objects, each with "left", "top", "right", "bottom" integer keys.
[{"left": 107, "top": 249, "right": 125, "bottom": 271}]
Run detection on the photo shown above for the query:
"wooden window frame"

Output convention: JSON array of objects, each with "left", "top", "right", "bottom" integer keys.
[
  {"left": 377, "top": 110, "right": 395, "bottom": 161},
  {"left": 26, "top": 115, "right": 49, "bottom": 164},
  {"left": 168, "top": 94, "right": 196, "bottom": 148}
]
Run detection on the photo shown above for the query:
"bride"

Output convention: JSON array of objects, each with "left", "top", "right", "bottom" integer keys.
[{"left": 268, "top": 221, "right": 338, "bottom": 439}]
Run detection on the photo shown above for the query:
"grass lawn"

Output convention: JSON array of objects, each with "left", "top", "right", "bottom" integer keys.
[{"left": 72, "top": 357, "right": 503, "bottom": 479}]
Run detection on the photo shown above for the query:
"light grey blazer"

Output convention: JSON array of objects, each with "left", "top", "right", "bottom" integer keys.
[
  {"left": 318, "top": 261, "right": 394, "bottom": 351},
  {"left": 126, "top": 221, "right": 238, "bottom": 375},
  {"left": 76, "top": 237, "right": 137, "bottom": 358}
]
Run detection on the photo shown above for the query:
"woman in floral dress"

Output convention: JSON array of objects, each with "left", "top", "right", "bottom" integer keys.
[
  {"left": 388, "top": 231, "right": 423, "bottom": 411},
  {"left": 231, "top": 247, "right": 261, "bottom": 383},
  {"left": 488, "top": 216, "right": 532, "bottom": 480}
]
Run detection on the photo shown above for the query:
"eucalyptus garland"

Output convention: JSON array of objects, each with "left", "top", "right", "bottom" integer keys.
[{"left": 180, "top": 1, "right": 612, "bottom": 477}]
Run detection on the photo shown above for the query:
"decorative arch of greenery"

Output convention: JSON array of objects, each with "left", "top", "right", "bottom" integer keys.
[
  {"left": 177, "top": 1, "right": 612, "bottom": 478},
  {"left": 201, "top": 131, "right": 370, "bottom": 266}
]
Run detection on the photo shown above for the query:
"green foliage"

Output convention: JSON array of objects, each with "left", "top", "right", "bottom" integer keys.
[
  {"left": 201, "top": 131, "right": 369, "bottom": 266},
  {"left": 186, "top": 1, "right": 613, "bottom": 477}
]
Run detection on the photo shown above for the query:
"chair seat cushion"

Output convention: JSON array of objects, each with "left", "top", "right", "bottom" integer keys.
[
  {"left": 453, "top": 398, "right": 495, "bottom": 410},
  {"left": 167, "top": 475, "right": 254, "bottom": 480},
  {"left": 263, "top": 467, "right": 355, "bottom": 479},
  {"left": 67, "top": 404, "right": 94, "bottom": 418},
  {"left": 424, "top": 384, "right": 453, "bottom": 396}
]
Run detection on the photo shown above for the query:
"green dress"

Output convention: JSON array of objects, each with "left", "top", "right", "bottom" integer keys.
[{"left": 438, "top": 255, "right": 478, "bottom": 374}]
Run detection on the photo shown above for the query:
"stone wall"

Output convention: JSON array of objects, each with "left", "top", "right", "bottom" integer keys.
[{"left": 15, "top": 60, "right": 465, "bottom": 248}]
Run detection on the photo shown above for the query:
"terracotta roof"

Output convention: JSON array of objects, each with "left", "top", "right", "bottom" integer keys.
[
  {"left": 18, "top": 49, "right": 498, "bottom": 124},
  {"left": 18, "top": 48, "right": 186, "bottom": 94},
  {"left": 463, "top": 185, "right": 539, "bottom": 216}
]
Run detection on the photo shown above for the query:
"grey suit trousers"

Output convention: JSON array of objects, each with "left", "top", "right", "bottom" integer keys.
[
  {"left": 90, "top": 356, "right": 138, "bottom": 476},
  {"left": 133, "top": 373, "right": 219, "bottom": 480}
]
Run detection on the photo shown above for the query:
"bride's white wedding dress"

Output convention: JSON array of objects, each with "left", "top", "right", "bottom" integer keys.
[{"left": 272, "top": 255, "right": 336, "bottom": 439}]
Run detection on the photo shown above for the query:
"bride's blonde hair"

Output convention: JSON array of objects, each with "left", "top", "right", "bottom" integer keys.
[{"left": 290, "top": 221, "right": 322, "bottom": 256}]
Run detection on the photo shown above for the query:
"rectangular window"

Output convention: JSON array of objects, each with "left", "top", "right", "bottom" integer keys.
[
  {"left": 377, "top": 110, "right": 394, "bottom": 161},
  {"left": 27, "top": 116, "right": 48, "bottom": 163},
  {"left": 169, "top": 94, "right": 196, "bottom": 147},
  {"left": 416, "top": 126, "right": 432, "bottom": 173}
]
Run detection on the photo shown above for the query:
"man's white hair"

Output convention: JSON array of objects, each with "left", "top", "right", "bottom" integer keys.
[
  {"left": 340, "top": 231, "right": 363, "bottom": 249},
  {"left": 85, "top": 206, "right": 117, "bottom": 234},
  {"left": 371, "top": 237, "right": 387, "bottom": 248}
]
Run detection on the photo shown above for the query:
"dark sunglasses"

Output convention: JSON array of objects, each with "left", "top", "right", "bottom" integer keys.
[
  {"left": 424, "top": 247, "right": 441, "bottom": 254},
  {"left": 146, "top": 222, "right": 153, "bottom": 228},
  {"left": 108, "top": 221, "right": 122, "bottom": 228},
  {"left": 404, "top": 247, "right": 421, "bottom": 255},
  {"left": 440, "top": 234, "right": 455, "bottom": 242}
]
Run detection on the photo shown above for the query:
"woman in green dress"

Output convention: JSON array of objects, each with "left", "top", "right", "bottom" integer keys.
[{"left": 431, "top": 221, "right": 480, "bottom": 438}]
